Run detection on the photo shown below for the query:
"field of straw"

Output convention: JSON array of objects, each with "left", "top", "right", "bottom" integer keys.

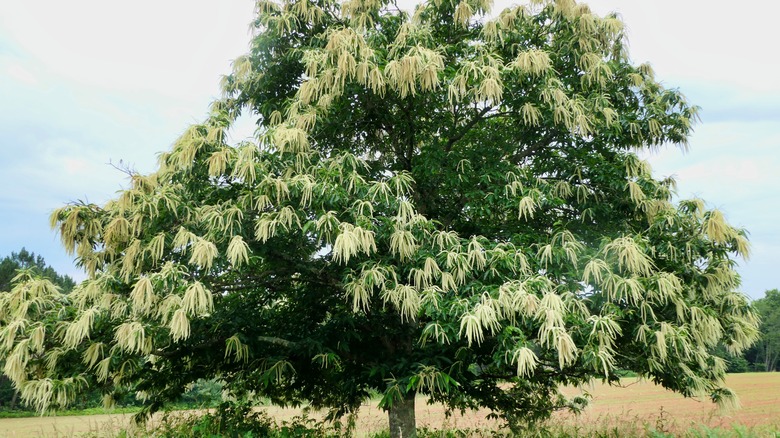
[{"left": 1, "top": 373, "right": 778, "bottom": 437}]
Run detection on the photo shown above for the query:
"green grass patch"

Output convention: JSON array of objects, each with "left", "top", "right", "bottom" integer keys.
[{"left": 0, "top": 406, "right": 141, "bottom": 419}]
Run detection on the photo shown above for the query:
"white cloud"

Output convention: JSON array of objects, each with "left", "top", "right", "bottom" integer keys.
[
  {"left": 739, "top": 241, "right": 780, "bottom": 300},
  {"left": 646, "top": 121, "right": 780, "bottom": 198},
  {"left": 641, "top": 117, "right": 780, "bottom": 299},
  {"left": 577, "top": 0, "right": 780, "bottom": 93},
  {"left": 3, "top": 62, "right": 38, "bottom": 86},
  {"left": 0, "top": 0, "right": 254, "bottom": 101},
  {"left": 0, "top": 2, "right": 257, "bottom": 282}
]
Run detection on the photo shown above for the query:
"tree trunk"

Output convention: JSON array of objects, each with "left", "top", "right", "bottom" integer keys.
[{"left": 388, "top": 393, "right": 416, "bottom": 438}]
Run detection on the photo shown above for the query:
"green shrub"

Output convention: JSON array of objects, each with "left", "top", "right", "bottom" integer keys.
[
  {"left": 143, "top": 401, "right": 349, "bottom": 438},
  {"left": 178, "top": 379, "right": 225, "bottom": 408}
]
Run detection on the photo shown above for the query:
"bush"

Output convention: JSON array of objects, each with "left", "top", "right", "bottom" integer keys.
[
  {"left": 370, "top": 429, "right": 502, "bottom": 437},
  {"left": 178, "top": 379, "right": 224, "bottom": 408},
  {"left": 148, "top": 401, "right": 349, "bottom": 438},
  {"left": 726, "top": 356, "right": 750, "bottom": 373}
]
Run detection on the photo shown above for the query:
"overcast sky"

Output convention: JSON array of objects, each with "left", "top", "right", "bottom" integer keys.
[{"left": 1, "top": 1, "right": 777, "bottom": 300}]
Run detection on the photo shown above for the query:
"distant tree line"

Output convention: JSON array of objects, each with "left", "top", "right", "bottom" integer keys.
[
  {"left": 0, "top": 248, "right": 75, "bottom": 293},
  {"left": 742, "top": 289, "right": 780, "bottom": 372}
]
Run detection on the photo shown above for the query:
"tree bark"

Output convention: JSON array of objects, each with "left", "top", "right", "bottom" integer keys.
[
  {"left": 388, "top": 393, "right": 416, "bottom": 438},
  {"left": 765, "top": 345, "right": 778, "bottom": 372}
]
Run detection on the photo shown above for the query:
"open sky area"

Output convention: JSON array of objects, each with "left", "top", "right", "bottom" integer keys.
[{"left": 0, "top": 0, "right": 777, "bottom": 300}]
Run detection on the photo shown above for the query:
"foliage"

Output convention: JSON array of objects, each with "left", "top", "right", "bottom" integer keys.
[
  {"left": 0, "top": 249, "right": 75, "bottom": 409},
  {"left": 0, "top": 0, "right": 760, "bottom": 435},
  {"left": 710, "top": 345, "right": 749, "bottom": 374},
  {"left": 178, "top": 378, "right": 225, "bottom": 408},
  {"left": 370, "top": 429, "right": 502, "bottom": 437},
  {"left": 0, "top": 376, "right": 16, "bottom": 410},
  {"left": 144, "top": 401, "right": 348, "bottom": 438},
  {"left": 745, "top": 289, "right": 780, "bottom": 371},
  {"left": 724, "top": 355, "right": 750, "bottom": 374},
  {"left": 0, "top": 248, "right": 75, "bottom": 293},
  {"left": 98, "top": 413, "right": 780, "bottom": 438}
]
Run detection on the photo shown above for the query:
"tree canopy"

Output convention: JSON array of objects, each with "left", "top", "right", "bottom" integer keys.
[{"left": 0, "top": 0, "right": 759, "bottom": 435}]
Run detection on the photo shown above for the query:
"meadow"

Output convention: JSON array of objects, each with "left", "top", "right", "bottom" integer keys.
[{"left": 0, "top": 373, "right": 778, "bottom": 437}]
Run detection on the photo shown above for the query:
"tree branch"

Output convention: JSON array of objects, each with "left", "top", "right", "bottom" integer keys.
[
  {"left": 507, "top": 132, "right": 558, "bottom": 165},
  {"left": 258, "top": 336, "right": 297, "bottom": 348},
  {"left": 444, "top": 106, "right": 493, "bottom": 152}
]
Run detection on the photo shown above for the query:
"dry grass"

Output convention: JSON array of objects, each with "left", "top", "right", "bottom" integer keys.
[
  {"left": 554, "top": 372, "right": 780, "bottom": 433},
  {"left": 0, "top": 413, "right": 132, "bottom": 437},
  {"left": 1, "top": 373, "right": 778, "bottom": 437}
]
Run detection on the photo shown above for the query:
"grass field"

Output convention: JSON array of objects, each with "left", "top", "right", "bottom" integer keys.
[
  {"left": 1, "top": 373, "right": 778, "bottom": 437},
  {"left": 552, "top": 373, "right": 780, "bottom": 435}
]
